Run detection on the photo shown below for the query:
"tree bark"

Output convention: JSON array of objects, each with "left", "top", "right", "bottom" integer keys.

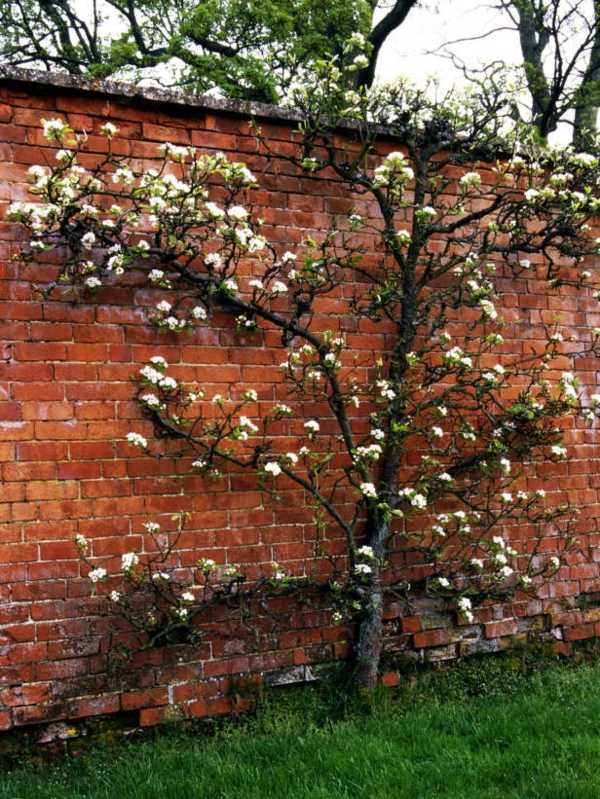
[
  {"left": 354, "top": 580, "right": 384, "bottom": 691},
  {"left": 513, "top": 1, "right": 554, "bottom": 137},
  {"left": 356, "top": 0, "right": 420, "bottom": 89},
  {"left": 573, "top": 1, "right": 600, "bottom": 148},
  {"left": 353, "top": 517, "right": 390, "bottom": 692}
]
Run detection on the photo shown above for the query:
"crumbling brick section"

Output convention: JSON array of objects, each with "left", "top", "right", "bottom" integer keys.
[{"left": 1, "top": 69, "right": 600, "bottom": 732}]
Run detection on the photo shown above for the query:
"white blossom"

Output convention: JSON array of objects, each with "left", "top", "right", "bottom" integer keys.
[
  {"left": 264, "top": 461, "right": 282, "bottom": 477},
  {"left": 239, "top": 415, "right": 258, "bottom": 434},
  {"left": 357, "top": 545, "right": 375, "bottom": 559},
  {"left": 42, "top": 117, "right": 69, "bottom": 140},
  {"left": 159, "top": 376, "right": 178, "bottom": 391},
  {"left": 205, "top": 202, "right": 225, "bottom": 219},
  {"left": 499, "top": 457, "right": 511, "bottom": 475},
  {"left": 88, "top": 567, "right": 107, "bottom": 583},
  {"left": 376, "top": 379, "right": 396, "bottom": 400},
  {"left": 460, "top": 171, "right": 481, "bottom": 188},
  {"left": 222, "top": 278, "right": 238, "bottom": 293},
  {"left": 205, "top": 252, "right": 223, "bottom": 268},
  {"left": 228, "top": 205, "right": 248, "bottom": 221},
  {"left": 360, "top": 482, "right": 378, "bottom": 499},
  {"left": 121, "top": 552, "right": 139, "bottom": 571},
  {"left": 126, "top": 432, "right": 148, "bottom": 449},
  {"left": 141, "top": 393, "right": 161, "bottom": 408},
  {"left": 81, "top": 231, "right": 96, "bottom": 249},
  {"left": 140, "top": 365, "right": 163, "bottom": 384},
  {"left": 144, "top": 522, "right": 160, "bottom": 533},
  {"left": 398, "top": 487, "right": 428, "bottom": 508},
  {"left": 100, "top": 122, "right": 119, "bottom": 137}
]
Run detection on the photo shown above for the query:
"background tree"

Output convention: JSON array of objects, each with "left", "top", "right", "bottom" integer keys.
[
  {"left": 9, "top": 51, "right": 600, "bottom": 692},
  {"left": 439, "top": 1, "right": 600, "bottom": 148},
  {"left": 0, "top": 0, "right": 419, "bottom": 102}
]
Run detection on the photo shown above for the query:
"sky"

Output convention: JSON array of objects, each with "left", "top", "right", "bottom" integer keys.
[{"left": 376, "top": 1, "right": 522, "bottom": 90}]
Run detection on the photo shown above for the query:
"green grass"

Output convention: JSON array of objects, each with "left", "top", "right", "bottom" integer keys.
[{"left": 4, "top": 657, "right": 600, "bottom": 798}]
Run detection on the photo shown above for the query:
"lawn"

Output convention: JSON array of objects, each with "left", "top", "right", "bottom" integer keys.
[{"left": 3, "top": 657, "right": 600, "bottom": 799}]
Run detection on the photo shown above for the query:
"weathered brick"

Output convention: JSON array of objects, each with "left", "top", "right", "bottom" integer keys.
[
  {"left": 414, "top": 629, "right": 450, "bottom": 648},
  {"left": 484, "top": 619, "right": 519, "bottom": 639}
]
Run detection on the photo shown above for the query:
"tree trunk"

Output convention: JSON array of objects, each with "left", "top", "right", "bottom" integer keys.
[
  {"left": 353, "top": 517, "right": 390, "bottom": 692},
  {"left": 572, "top": 1, "right": 600, "bottom": 149},
  {"left": 353, "top": 577, "right": 384, "bottom": 691},
  {"left": 573, "top": 104, "right": 599, "bottom": 150}
]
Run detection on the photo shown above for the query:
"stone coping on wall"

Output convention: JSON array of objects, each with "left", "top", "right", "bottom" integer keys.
[
  {"left": 0, "top": 65, "right": 303, "bottom": 124},
  {"left": 0, "top": 65, "right": 404, "bottom": 141}
]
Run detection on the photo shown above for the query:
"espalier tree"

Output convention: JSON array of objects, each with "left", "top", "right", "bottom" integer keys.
[{"left": 9, "top": 48, "right": 600, "bottom": 691}]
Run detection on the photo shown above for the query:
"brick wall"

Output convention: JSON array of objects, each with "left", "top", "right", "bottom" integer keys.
[{"left": 1, "top": 71, "right": 600, "bottom": 732}]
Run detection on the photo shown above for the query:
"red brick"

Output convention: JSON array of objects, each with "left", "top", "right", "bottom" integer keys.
[
  {"left": 380, "top": 671, "right": 400, "bottom": 687},
  {"left": 565, "top": 623, "right": 596, "bottom": 641},
  {"left": 484, "top": 619, "right": 519, "bottom": 639},
  {"left": 413, "top": 629, "right": 449, "bottom": 648},
  {"left": 139, "top": 706, "right": 171, "bottom": 726},
  {"left": 121, "top": 688, "right": 168, "bottom": 711},
  {"left": 401, "top": 616, "right": 422, "bottom": 633}
]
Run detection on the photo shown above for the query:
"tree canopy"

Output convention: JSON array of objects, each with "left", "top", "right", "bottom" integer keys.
[
  {"left": 0, "top": 0, "right": 418, "bottom": 102},
  {"left": 3, "top": 2, "right": 600, "bottom": 146}
]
